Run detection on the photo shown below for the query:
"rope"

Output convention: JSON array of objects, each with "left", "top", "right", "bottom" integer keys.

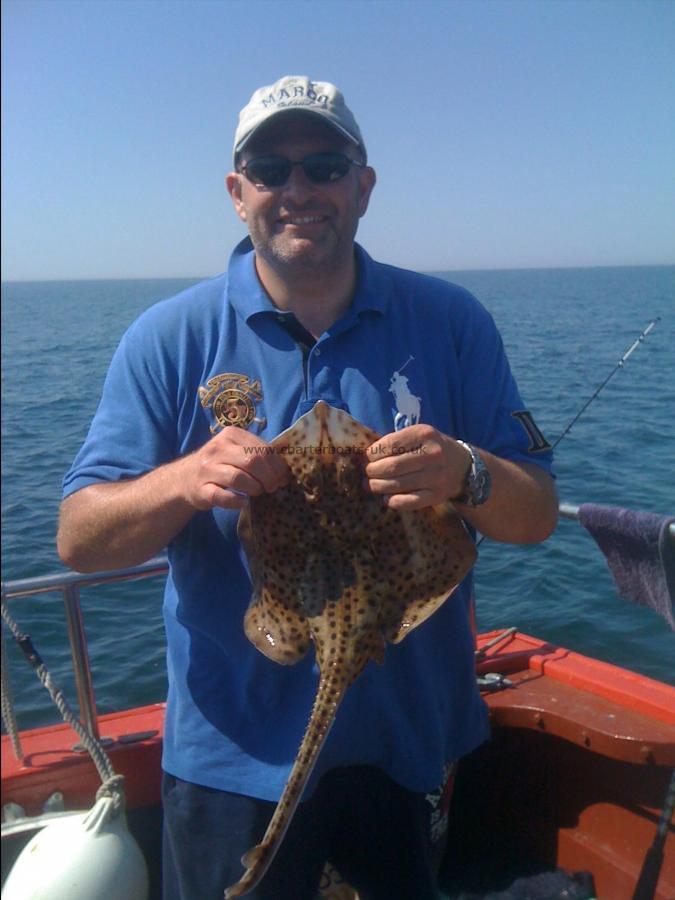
[
  {"left": 1, "top": 597, "right": 125, "bottom": 811},
  {"left": 1, "top": 619, "right": 24, "bottom": 760}
]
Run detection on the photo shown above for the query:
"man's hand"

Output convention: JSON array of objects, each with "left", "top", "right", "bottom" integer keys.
[
  {"left": 364, "top": 424, "right": 558, "bottom": 544},
  {"left": 180, "top": 427, "right": 290, "bottom": 511},
  {"left": 364, "top": 425, "right": 470, "bottom": 511}
]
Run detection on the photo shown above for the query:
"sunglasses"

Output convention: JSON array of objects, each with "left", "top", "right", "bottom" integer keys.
[{"left": 238, "top": 152, "right": 365, "bottom": 188}]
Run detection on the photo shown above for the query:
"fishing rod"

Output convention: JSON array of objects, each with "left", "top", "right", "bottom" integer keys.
[
  {"left": 474, "top": 317, "right": 660, "bottom": 548},
  {"left": 551, "top": 317, "right": 661, "bottom": 449}
]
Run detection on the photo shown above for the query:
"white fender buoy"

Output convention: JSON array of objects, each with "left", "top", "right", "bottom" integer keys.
[{"left": 2, "top": 795, "right": 149, "bottom": 900}]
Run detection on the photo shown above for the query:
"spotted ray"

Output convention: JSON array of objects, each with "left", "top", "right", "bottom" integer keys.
[{"left": 225, "top": 400, "right": 477, "bottom": 898}]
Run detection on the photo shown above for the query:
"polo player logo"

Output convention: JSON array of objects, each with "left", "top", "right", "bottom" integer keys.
[
  {"left": 389, "top": 356, "right": 421, "bottom": 431},
  {"left": 198, "top": 373, "right": 266, "bottom": 434}
]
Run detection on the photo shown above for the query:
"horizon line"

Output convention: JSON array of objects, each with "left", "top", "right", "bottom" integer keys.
[{"left": 3, "top": 260, "right": 674, "bottom": 286}]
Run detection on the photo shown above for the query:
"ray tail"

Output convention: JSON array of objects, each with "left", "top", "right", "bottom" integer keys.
[{"left": 223, "top": 669, "right": 349, "bottom": 898}]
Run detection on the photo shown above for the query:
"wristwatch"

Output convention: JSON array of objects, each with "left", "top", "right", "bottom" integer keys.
[{"left": 455, "top": 441, "right": 492, "bottom": 506}]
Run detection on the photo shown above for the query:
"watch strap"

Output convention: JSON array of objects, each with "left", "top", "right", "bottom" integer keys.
[{"left": 455, "top": 441, "right": 492, "bottom": 507}]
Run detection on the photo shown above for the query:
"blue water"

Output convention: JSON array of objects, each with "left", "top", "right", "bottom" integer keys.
[{"left": 2, "top": 266, "right": 674, "bottom": 730}]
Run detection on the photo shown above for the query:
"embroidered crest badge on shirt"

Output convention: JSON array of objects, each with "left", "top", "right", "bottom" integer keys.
[
  {"left": 389, "top": 356, "right": 422, "bottom": 431},
  {"left": 198, "top": 373, "right": 266, "bottom": 433}
]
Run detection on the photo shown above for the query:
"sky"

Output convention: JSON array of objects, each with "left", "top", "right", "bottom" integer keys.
[{"left": 2, "top": 0, "right": 674, "bottom": 281}]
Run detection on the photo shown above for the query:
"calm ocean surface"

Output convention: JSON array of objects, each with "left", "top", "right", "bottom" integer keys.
[{"left": 2, "top": 265, "right": 674, "bottom": 729}]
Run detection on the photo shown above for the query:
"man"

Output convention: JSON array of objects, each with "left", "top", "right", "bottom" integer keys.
[{"left": 57, "top": 75, "right": 557, "bottom": 900}]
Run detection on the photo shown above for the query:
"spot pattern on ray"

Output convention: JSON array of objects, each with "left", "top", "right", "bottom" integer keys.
[{"left": 226, "top": 401, "right": 476, "bottom": 897}]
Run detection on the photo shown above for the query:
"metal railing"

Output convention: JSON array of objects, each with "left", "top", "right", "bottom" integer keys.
[
  {"left": 559, "top": 502, "right": 675, "bottom": 536},
  {"left": 1, "top": 556, "right": 168, "bottom": 740},
  {"left": 2, "top": 502, "right": 672, "bottom": 741}
]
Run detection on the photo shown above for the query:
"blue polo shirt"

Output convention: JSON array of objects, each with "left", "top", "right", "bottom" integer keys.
[{"left": 63, "top": 237, "right": 553, "bottom": 800}]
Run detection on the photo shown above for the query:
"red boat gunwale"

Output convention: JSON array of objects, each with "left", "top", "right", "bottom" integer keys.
[{"left": 2, "top": 631, "right": 674, "bottom": 899}]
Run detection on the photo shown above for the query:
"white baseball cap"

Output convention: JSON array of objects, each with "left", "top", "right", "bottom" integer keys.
[{"left": 233, "top": 75, "right": 366, "bottom": 163}]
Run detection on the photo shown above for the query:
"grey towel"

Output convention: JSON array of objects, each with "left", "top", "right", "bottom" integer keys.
[{"left": 578, "top": 503, "right": 675, "bottom": 630}]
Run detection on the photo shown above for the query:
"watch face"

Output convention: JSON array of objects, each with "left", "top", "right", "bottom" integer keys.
[
  {"left": 465, "top": 445, "right": 491, "bottom": 506},
  {"left": 473, "top": 466, "right": 491, "bottom": 504}
]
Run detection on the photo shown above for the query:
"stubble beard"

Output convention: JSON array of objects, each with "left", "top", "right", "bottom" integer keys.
[{"left": 250, "top": 222, "right": 354, "bottom": 282}]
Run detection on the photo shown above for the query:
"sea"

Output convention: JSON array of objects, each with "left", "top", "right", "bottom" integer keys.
[{"left": 1, "top": 265, "right": 674, "bottom": 731}]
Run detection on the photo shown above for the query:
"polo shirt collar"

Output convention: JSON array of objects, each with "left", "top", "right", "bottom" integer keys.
[{"left": 226, "top": 237, "right": 388, "bottom": 324}]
